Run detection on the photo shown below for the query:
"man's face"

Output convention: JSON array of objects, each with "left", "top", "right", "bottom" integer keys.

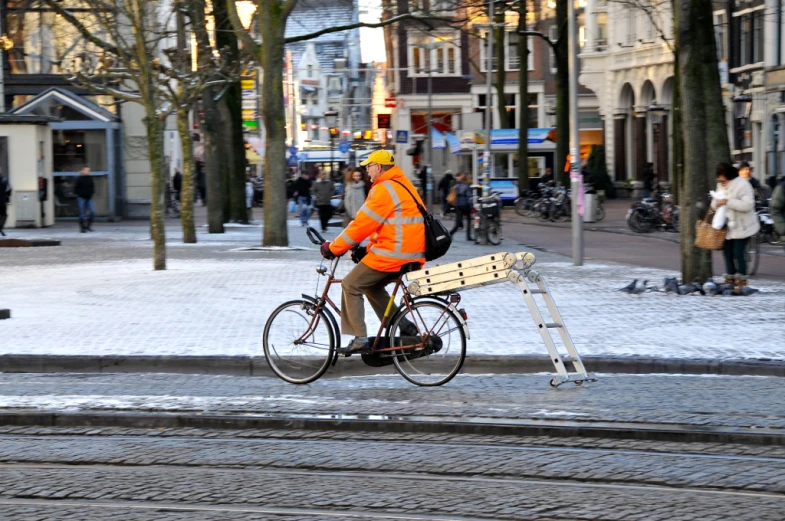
[
  {"left": 81, "top": 167, "right": 90, "bottom": 176},
  {"left": 545, "top": 168, "right": 552, "bottom": 176},
  {"left": 320, "top": 171, "right": 328, "bottom": 180},
  {"left": 367, "top": 163, "right": 383, "bottom": 182},
  {"left": 740, "top": 167, "right": 751, "bottom": 179}
]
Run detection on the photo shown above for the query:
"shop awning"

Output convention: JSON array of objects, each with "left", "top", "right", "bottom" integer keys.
[{"left": 473, "top": 128, "right": 556, "bottom": 146}]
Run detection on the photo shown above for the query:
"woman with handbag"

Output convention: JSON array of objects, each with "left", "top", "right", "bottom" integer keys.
[
  {"left": 449, "top": 173, "right": 473, "bottom": 241},
  {"left": 712, "top": 163, "right": 759, "bottom": 292}
]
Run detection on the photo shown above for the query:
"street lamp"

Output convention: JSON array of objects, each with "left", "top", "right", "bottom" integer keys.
[
  {"left": 324, "top": 110, "right": 338, "bottom": 176},
  {"left": 647, "top": 101, "right": 666, "bottom": 182}
]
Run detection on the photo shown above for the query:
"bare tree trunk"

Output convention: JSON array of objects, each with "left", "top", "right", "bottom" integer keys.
[
  {"left": 676, "top": 0, "right": 731, "bottom": 281},
  {"left": 144, "top": 114, "right": 167, "bottom": 270},
  {"left": 517, "top": 2, "right": 529, "bottom": 191},
  {"left": 258, "top": 2, "right": 289, "bottom": 246},
  {"left": 188, "top": 0, "right": 224, "bottom": 234},
  {"left": 176, "top": 108, "right": 197, "bottom": 243},
  {"left": 555, "top": 0, "right": 569, "bottom": 186},
  {"left": 214, "top": 0, "right": 248, "bottom": 224}
]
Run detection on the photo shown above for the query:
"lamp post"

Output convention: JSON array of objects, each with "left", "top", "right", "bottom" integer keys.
[
  {"left": 647, "top": 101, "right": 665, "bottom": 182},
  {"left": 568, "top": 0, "right": 583, "bottom": 265},
  {"left": 324, "top": 110, "right": 338, "bottom": 177}
]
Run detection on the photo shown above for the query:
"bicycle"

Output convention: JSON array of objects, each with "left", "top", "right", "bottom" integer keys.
[
  {"left": 165, "top": 183, "right": 181, "bottom": 219},
  {"left": 474, "top": 193, "right": 502, "bottom": 245},
  {"left": 262, "top": 227, "right": 469, "bottom": 386}
]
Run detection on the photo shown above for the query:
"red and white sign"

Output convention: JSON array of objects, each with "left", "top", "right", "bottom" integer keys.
[{"left": 384, "top": 97, "right": 397, "bottom": 108}]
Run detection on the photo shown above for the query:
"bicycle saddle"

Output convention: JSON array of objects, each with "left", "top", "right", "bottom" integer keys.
[{"left": 398, "top": 262, "right": 422, "bottom": 275}]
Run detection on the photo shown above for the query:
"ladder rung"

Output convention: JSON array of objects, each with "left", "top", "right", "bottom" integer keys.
[
  {"left": 543, "top": 322, "right": 562, "bottom": 328},
  {"left": 561, "top": 356, "right": 575, "bottom": 363},
  {"left": 529, "top": 289, "right": 547, "bottom": 294}
]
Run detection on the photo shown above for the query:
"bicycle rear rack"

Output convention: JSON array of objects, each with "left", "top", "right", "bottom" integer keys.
[{"left": 405, "top": 252, "right": 596, "bottom": 388}]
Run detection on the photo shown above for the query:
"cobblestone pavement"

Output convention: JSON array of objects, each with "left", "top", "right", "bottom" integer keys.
[
  {"left": 2, "top": 220, "right": 784, "bottom": 361},
  {"left": 0, "top": 425, "right": 783, "bottom": 520},
  {"left": 0, "top": 373, "right": 783, "bottom": 431}
]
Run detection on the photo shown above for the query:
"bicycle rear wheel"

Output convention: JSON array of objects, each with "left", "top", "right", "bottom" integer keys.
[
  {"left": 746, "top": 236, "right": 760, "bottom": 276},
  {"left": 486, "top": 220, "right": 501, "bottom": 245},
  {"left": 263, "top": 299, "right": 336, "bottom": 384},
  {"left": 594, "top": 204, "right": 606, "bottom": 222},
  {"left": 389, "top": 301, "right": 466, "bottom": 386}
]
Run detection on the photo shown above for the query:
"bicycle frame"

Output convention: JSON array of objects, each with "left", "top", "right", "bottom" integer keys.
[{"left": 294, "top": 256, "right": 452, "bottom": 355}]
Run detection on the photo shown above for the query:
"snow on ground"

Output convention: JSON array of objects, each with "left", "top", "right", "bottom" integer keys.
[{"left": 2, "top": 251, "right": 783, "bottom": 359}]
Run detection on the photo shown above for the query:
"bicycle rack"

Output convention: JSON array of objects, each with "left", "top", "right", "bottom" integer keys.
[{"left": 405, "top": 252, "right": 596, "bottom": 388}]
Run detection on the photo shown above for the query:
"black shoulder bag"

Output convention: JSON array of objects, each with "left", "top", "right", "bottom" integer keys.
[{"left": 390, "top": 180, "right": 452, "bottom": 262}]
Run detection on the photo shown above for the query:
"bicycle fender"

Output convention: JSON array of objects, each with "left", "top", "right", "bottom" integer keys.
[{"left": 300, "top": 294, "right": 340, "bottom": 342}]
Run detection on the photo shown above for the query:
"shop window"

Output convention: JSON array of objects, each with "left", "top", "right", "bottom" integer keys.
[{"left": 53, "top": 130, "right": 107, "bottom": 172}]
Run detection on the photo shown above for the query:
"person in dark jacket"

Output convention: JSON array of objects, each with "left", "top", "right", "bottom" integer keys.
[
  {"left": 73, "top": 166, "right": 95, "bottom": 232},
  {"left": 642, "top": 162, "right": 655, "bottom": 198},
  {"left": 449, "top": 173, "right": 473, "bottom": 241},
  {"left": 172, "top": 169, "right": 182, "bottom": 201},
  {"left": 0, "top": 167, "right": 11, "bottom": 236},
  {"left": 437, "top": 171, "right": 455, "bottom": 217},
  {"left": 771, "top": 178, "right": 785, "bottom": 253},
  {"left": 312, "top": 170, "right": 335, "bottom": 233},
  {"left": 294, "top": 171, "right": 312, "bottom": 226}
]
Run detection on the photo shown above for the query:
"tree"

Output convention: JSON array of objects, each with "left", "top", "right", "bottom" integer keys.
[
  {"left": 675, "top": 0, "right": 730, "bottom": 281},
  {"left": 516, "top": 0, "right": 530, "bottom": 191},
  {"left": 227, "top": 0, "right": 457, "bottom": 246},
  {"left": 48, "top": 0, "right": 242, "bottom": 263}
]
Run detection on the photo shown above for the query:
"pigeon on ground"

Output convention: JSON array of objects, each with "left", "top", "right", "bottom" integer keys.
[
  {"left": 618, "top": 279, "right": 638, "bottom": 293},
  {"left": 631, "top": 279, "right": 648, "bottom": 295},
  {"left": 703, "top": 279, "right": 719, "bottom": 296},
  {"left": 663, "top": 277, "right": 680, "bottom": 294},
  {"left": 740, "top": 286, "right": 760, "bottom": 296},
  {"left": 678, "top": 282, "right": 702, "bottom": 295},
  {"left": 721, "top": 286, "right": 735, "bottom": 296}
]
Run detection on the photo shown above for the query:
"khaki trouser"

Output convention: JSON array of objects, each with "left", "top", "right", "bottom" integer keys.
[{"left": 341, "top": 262, "right": 400, "bottom": 337}]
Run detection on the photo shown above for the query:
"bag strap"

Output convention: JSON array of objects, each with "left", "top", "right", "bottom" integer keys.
[
  {"left": 703, "top": 209, "right": 715, "bottom": 224},
  {"left": 389, "top": 179, "right": 428, "bottom": 217}
]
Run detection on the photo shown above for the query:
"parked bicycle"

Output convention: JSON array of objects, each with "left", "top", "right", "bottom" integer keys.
[
  {"left": 262, "top": 227, "right": 469, "bottom": 386},
  {"left": 626, "top": 191, "right": 679, "bottom": 233},
  {"left": 474, "top": 193, "right": 502, "bottom": 245}
]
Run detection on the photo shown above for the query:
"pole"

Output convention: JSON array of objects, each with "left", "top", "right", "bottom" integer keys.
[
  {"left": 568, "top": 0, "right": 583, "bottom": 265},
  {"left": 483, "top": 0, "right": 494, "bottom": 198},
  {"left": 426, "top": 54, "right": 433, "bottom": 212}
]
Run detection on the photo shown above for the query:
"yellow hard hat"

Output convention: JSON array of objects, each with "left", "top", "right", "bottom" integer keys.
[{"left": 360, "top": 149, "right": 395, "bottom": 166}]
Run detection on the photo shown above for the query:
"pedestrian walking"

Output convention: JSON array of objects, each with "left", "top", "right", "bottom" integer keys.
[
  {"left": 312, "top": 170, "right": 335, "bottom": 233},
  {"left": 642, "top": 162, "right": 655, "bottom": 198},
  {"left": 738, "top": 161, "right": 769, "bottom": 205},
  {"left": 172, "top": 168, "right": 182, "bottom": 201},
  {"left": 770, "top": 177, "right": 785, "bottom": 253},
  {"left": 294, "top": 170, "right": 312, "bottom": 226},
  {"left": 245, "top": 180, "right": 254, "bottom": 221},
  {"left": 416, "top": 163, "right": 428, "bottom": 200},
  {"left": 449, "top": 173, "right": 473, "bottom": 241},
  {"left": 437, "top": 170, "right": 455, "bottom": 217},
  {"left": 343, "top": 168, "right": 367, "bottom": 225},
  {"left": 712, "top": 162, "right": 760, "bottom": 294},
  {"left": 0, "top": 167, "right": 11, "bottom": 237},
  {"left": 74, "top": 166, "right": 95, "bottom": 233},
  {"left": 195, "top": 162, "right": 206, "bottom": 206}
]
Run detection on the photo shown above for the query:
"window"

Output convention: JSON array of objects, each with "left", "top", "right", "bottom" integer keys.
[
  {"left": 713, "top": 11, "right": 727, "bottom": 62},
  {"left": 528, "top": 94, "right": 538, "bottom": 128},
  {"left": 740, "top": 15, "right": 750, "bottom": 66},
  {"left": 408, "top": 32, "right": 460, "bottom": 76},
  {"left": 596, "top": 13, "right": 608, "bottom": 49},
  {"left": 752, "top": 11, "right": 764, "bottom": 63},
  {"left": 508, "top": 31, "right": 520, "bottom": 70},
  {"left": 549, "top": 25, "right": 557, "bottom": 73},
  {"left": 53, "top": 130, "right": 107, "bottom": 172},
  {"left": 481, "top": 31, "right": 532, "bottom": 72},
  {"left": 5, "top": 1, "right": 108, "bottom": 75}
]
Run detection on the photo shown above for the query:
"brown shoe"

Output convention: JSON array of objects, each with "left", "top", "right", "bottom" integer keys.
[{"left": 732, "top": 275, "right": 748, "bottom": 296}]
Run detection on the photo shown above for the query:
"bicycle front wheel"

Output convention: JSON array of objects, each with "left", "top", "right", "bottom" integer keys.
[
  {"left": 263, "top": 299, "right": 336, "bottom": 384},
  {"left": 389, "top": 301, "right": 467, "bottom": 386},
  {"left": 595, "top": 204, "right": 606, "bottom": 222}
]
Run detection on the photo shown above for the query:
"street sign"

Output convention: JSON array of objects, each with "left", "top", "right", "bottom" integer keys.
[
  {"left": 395, "top": 130, "right": 409, "bottom": 144},
  {"left": 338, "top": 141, "right": 351, "bottom": 154},
  {"left": 384, "top": 97, "right": 397, "bottom": 108},
  {"left": 377, "top": 114, "right": 391, "bottom": 129},
  {"left": 297, "top": 152, "right": 308, "bottom": 162},
  {"left": 288, "top": 146, "right": 298, "bottom": 156},
  {"left": 287, "top": 156, "right": 298, "bottom": 166}
]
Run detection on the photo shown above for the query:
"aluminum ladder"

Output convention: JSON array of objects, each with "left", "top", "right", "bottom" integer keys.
[{"left": 405, "top": 251, "right": 596, "bottom": 388}]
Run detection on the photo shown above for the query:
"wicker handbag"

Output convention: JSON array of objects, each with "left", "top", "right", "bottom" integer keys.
[{"left": 694, "top": 210, "right": 727, "bottom": 250}]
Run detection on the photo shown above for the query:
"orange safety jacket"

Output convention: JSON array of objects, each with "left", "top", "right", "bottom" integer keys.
[{"left": 330, "top": 166, "right": 426, "bottom": 272}]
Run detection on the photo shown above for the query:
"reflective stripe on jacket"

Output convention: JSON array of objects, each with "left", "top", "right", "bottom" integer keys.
[{"left": 330, "top": 166, "right": 426, "bottom": 272}]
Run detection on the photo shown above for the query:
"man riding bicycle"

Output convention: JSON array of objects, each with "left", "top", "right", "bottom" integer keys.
[{"left": 320, "top": 150, "right": 425, "bottom": 352}]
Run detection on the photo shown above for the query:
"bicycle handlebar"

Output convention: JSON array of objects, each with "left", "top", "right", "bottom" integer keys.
[{"left": 306, "top": 226, "right": 326, "bottom": 245}]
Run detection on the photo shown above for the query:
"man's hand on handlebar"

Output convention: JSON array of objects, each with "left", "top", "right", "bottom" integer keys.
[
  {"left": 320, "top": 241, "right": 336, "bottom": 260},
  {"left": 350, "top": 245, "right": 367, "bottom": 264}
]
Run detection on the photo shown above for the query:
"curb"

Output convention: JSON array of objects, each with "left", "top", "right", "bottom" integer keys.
[
  {"left": 1, "top": 354, "right": 784, "bottom": 377},
  {"left": 0, "top": 410, "right": 781, "bottom": 446}
]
